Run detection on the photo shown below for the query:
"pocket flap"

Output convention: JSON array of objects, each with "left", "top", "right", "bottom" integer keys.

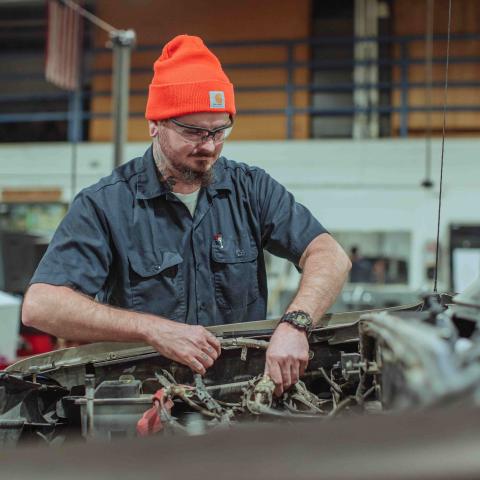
[
  {"left": 128, "top": 250, "right": 183, "bottom": 277},
  {"left": 211, "top": 236, "right": 258, "bottom": 263}
]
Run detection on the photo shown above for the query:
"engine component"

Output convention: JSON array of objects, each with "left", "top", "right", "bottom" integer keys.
[{"left": 0, "top": 303, "right": 429, "bottom": 447}]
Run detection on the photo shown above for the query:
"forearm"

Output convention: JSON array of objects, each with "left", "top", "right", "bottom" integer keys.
[
  {"left": 22, "top": 282, "right": 221, "bottom": 375},
  {"left": 287, "top": 234, "right": 351, "bottom": 324},
  {"left": 22, "top": 283, "right": 156, "bottom": 343}
]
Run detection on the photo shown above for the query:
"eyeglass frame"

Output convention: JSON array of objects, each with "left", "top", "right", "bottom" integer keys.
[{"left": 166, "top": 116, "right": 234, "bottom": 145}]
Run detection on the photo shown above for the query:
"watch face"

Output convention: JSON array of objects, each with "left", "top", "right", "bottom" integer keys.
[
  {"left": 294, "top": 313, "right": 311, "bottom": 327},
  {"left": 281, "top": 311, "right": 313, "bottom": 333}
]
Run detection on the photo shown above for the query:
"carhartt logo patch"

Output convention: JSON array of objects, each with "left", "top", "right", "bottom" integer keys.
[{"left": 209, "top": 91, "right": 225, "bottom": 109}]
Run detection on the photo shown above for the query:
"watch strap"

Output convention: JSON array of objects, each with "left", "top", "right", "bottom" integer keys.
[{"left": 279, "top": 310, "right": 313, "bottom": 335}]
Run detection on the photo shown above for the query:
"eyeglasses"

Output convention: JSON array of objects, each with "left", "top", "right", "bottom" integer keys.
[{"left": 168, "top": 117, "right": 234, "bottom": 145}]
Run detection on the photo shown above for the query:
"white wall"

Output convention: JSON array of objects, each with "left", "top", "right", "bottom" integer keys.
[
  {"left": 226, "top": 139, "right": 480, "bottom": 291},
  {"left": 0, "top": 138, "right": 478, "bottom": 289}
]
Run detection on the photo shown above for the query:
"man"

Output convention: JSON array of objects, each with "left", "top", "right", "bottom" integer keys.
[
  {"left": 22, "top": 35, "right": 351, "bottom": 396},
  {"left": 349, "top": 246, "right": 372, "bottom": 283}
]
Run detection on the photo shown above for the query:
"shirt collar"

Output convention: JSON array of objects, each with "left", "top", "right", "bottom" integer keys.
[{"left": 136, "top": 146, "right": 232, "bottom": 200}]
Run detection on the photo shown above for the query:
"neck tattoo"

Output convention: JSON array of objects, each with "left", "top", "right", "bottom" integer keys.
[{"left": 153, "top": 141, "right": 177, "bottom": 191}]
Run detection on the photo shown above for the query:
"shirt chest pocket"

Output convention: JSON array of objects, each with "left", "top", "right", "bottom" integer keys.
[
  {"left": 211, "top": 235, "right": 259, "bottom": 310},
  {"left": 128, "top": 250, "right": 185, "bottom": 320}
]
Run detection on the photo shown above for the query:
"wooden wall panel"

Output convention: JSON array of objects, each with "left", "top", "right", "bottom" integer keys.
[
  {"left": 228, "top": 115, "right": 287, "bottom": 141},
  {"left": 89, "top": 0, "right": 311, "bottom": 141},
  {"left": 392, "top": 0, "right": 480, "bottom": 135}
]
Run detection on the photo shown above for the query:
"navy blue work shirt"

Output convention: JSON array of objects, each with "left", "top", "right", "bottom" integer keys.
[{"left": 31, "top": 147, "right": 327, "bottom": 326}]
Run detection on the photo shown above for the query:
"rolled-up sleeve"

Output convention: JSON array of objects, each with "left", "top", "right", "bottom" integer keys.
[
  {"left": 254, "top": 169, "right": 327, "bottom": 267},
  {"left": 30, "top": 191, "right": 112, "bottom": 297}
]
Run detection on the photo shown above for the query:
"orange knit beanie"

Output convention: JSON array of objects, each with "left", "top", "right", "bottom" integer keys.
[{"left": 145, "top": 35, "right": 236, "bottom": 120}]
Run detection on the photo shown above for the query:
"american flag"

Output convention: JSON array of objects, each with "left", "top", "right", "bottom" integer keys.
[{"left": 45, "top": 0, "right": 83, "bottom": 91}]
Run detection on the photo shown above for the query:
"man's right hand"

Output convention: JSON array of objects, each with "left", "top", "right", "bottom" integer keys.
[{"left": 147, "top": 320, "right": 221, "bottom": 375}]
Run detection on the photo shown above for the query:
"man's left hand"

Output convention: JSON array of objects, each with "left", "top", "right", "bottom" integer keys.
[{"left": 264, "top": 322, "right": 310, "bottom": 396}]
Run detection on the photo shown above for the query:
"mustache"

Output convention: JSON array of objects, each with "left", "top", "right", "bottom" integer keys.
[
  {"left": 189, "top": 148, "right": 217, "bottom": 158},
  {"left": 189, "top": 153, "right": 216, "bottom": 159}
]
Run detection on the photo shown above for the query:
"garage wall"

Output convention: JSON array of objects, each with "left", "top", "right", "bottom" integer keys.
[
  {"left": 88, "top": 0, "right": 311, "bottom": 142},
  {"left": 392, "top": 0, "right": 480, "bottom": 135}
]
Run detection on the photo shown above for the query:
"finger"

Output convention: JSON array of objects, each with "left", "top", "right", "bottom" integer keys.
[
  {"left": 281, "top": 361, "right": 292, "bottom": 392},
  {"left": 196, "top": 351, "right": 214, "bottom": 369},
  {"left": 290, "top": 361, "right": 300, "bottom": 386},
  {"left": 203, "top": 344, "right": 219, "bottom": 361},
  {"left": 265, "top": 360, "right": 283, "bottom": 397},
  {"left": 189, "top": 357, "right": 206, "bottom": 376},
  {"left": 206, "top": 333, "right": 221, "bottom": 356},
  {"left": 299, "top": 357, "right": 309, "bottom": 377},
  {"left": 198, "top": 338, "right": 219, "bottom": 361},
  {"left": 274, "top": 384, "right": 283, "bottom": 398}
]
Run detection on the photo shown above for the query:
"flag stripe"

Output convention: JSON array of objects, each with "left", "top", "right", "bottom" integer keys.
[{"left": 45, "top": 0, "right": 83, "bottom": 91}]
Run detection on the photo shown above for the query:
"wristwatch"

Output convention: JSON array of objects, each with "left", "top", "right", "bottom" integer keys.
[{"left": 279, "top": 310, "right": 313, "bottom": 336}]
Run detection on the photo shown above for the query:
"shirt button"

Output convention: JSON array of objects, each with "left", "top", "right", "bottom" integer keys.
[
  {"left": 196, "top": 265, "right": 201, "bottom": 271},
  {"left": 199, "top": 302, "right": 205, "bottom": 310},
  {"left": 153, "top": 265, "right": 161, "bottom": 271}
]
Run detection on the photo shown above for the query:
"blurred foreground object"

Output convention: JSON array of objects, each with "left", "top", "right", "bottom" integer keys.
[{"left": 2, "top": 407, "right": 480, "bottom": 480}]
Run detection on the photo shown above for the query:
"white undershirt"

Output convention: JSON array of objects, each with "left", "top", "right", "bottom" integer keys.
[{"left": 173, "top": 189, "right": 200, "bottom": 217}]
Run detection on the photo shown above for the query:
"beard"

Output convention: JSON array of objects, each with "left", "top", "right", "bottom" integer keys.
[
  {"left": 169, "top": 155, "right": 215, "bottom": 186},
  {"left": 153, "top": 133, "right": 216, "bottom": 187}
]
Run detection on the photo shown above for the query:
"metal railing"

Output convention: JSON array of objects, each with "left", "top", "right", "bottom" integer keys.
[{"left": 1, "top": 33, "right": 479, "bottom": 140}]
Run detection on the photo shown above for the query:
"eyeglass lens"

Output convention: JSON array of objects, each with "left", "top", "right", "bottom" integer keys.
[{"left": 170, "top": 120, "right": 232, "bottom": 144}]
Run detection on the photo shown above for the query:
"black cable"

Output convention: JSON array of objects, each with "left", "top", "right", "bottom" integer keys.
[
  {"left": 433, "top": 0, "right": 452, "bottom": 293},
  {"left": 422, "top": 0, "right": 434, "bottom": 189}
]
